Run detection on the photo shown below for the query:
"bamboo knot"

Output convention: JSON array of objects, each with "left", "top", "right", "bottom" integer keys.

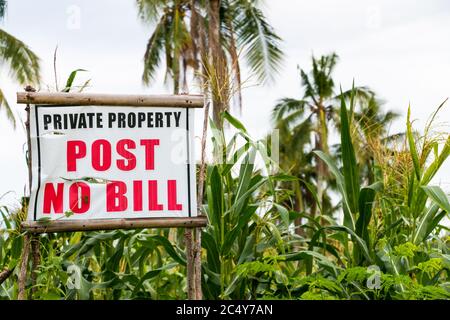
[{"left": 24, "top": 85, "right": 36, "bottom": 93}]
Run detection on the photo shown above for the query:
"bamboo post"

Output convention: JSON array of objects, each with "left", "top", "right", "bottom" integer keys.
[
  {"left": 17, "top": 234, "right": 30, "bottom": 300},
  {"left": 26, "top": 87, "right": 41, "bottom": 299},
  {"left": 192, "top": 101, "right": 210, "bottom": 300},
  {"left": 186, "top": 100, "right": 210, "bottom": 300},
  {"left": 194, "top": 227, "right": 202, "bottom": 300},
  {"left": 185, "top": 228, "right": 196, "bottom": 299},
  {"left": 197, "top": 102, "right": 210, "bottom": 209},
  {"left": 30, "top": 235, "right": 40, "bottom": 298},
  {"left": 18, "top": 86, "right": 36, "bottom": 300}
]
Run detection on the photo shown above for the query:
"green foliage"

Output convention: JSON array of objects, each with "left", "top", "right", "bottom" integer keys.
[
  {"left": 0, "top": 200, "right": 26, "bottom": 299},
  {"left": 0, "top": 88, "right": 449, "bottom": 300}
]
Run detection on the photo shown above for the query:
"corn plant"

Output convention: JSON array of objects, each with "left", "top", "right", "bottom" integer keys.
[
  {"left": 294, "top": 92, "right": 450, "bottom": 299},
  {"left": 200, "top": 111, "right": 289, "bottom": 299},
  {"left": 0, "top": 198, "right": 26, "bottom": 299}
]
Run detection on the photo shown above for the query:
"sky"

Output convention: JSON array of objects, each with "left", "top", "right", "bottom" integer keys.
[{"left": 1, "top": 0, "right": 450, "bottom": 208}]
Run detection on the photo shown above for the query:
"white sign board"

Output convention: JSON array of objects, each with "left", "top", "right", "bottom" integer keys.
[{"left": 29, "top": 105, "right": 197, "bottom": 221}]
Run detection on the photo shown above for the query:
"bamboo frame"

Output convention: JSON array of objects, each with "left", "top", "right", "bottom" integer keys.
[
  {"left": 21, "top": 216, "right": 207, "bottom": 234},
  {"left": 17, "top": 92, "right": 204, "bottom": 108},
  {"left": 17, "top": 90, "right": 206, "bottom": 300},
  {"left": 18, "top": 99, "right": 33, "bottom": 300}
]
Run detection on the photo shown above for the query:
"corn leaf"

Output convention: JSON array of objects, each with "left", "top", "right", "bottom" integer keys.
[
  {"left": 356, "top": 181, "right": 382, "bottom": 244},
  {"left": 339, "top": 92, "right": 360, "bottom": 216},
  {"left": 407, "top": 106, "right": 421, "bottom": 181}
]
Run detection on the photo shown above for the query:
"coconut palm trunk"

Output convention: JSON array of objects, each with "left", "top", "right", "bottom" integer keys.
[
  {"left": 207, "top": 0, "right": 228, "bottom": 128},
  {"left": 314, "top": 102, "right": 330, "bottom": 217}
]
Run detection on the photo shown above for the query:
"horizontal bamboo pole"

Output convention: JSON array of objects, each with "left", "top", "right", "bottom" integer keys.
[
  {"left": 21, "top": 216, "right": 208, "bottom": 233},
  {"left": 17, "top": 92, "right": 204, "bottom": 108}
]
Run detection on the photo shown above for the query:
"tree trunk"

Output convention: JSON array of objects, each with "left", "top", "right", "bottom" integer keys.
[
  {"left": 30, "top": 235, "right": 40, "bottom": 298},
  {"left": 208, "top": 0, "right": 227, "bottom": 128},
  {"left": 314, "top": 104, "right": 329, "bottom": 221},
  {"left": 18, "top": 234, "right": 31, "bottom": 300}
]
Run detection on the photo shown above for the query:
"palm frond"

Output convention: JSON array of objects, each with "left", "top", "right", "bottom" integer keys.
[
  {"left": 0, "top": 0, "right": 6, "bottom": 21},
  {"left": 0, "top": 86, "right": 16, "bottom": 128},
  {"left": 311, "top": 54, "right": 336, "bottom": 99},
  {"left": 382, "top": 110, "right": 401, "bottom": 124},
  {"left": 234, "top": 0, "right": 283, "bottom": 84},
  {"left": 272, "top": 98, "right": 308, "bottom": 124},
  {"left": 0, "top": 28, "right": 40, "bottom": 85},
  {"left": 142, "top": 14, "right": 167, "bottom": 85},
  {"left": 336, "top": 86, "right": 374, "bottom": 103},
  {"left": 300, "top": 68, "right": 319, "bottom": 104},
  {"left": 136, "top": 0, "right": 168, "bottom": 23},
  {"left": 381, "top": 132, "right": 405, "bottom": 144}
]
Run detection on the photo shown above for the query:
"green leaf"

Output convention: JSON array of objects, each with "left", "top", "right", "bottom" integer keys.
[
  {"left": 149, "top": 235, "right": 186, "bottom": 266},
  {"left": 412, "top": 203, "right": 439, "bottom": 244},
  {"left": 325, "top": 225, "right": 373, "bottom": 264},
  {"left": 223, "top": 111, "right": 248, "bottom": 134},
  {"left": 0, "top": 207, "right": 11, "bottom": 229},
  {"left": 412, "top": 185, "right": 450, "bottom": 244},
  {"left": 356, "top": 181, "right": 382, "bottom": 243},
  {"left": 274, "top": 203, "right": 289, "bottom": 228},
  {"left": 231, "top": 147, "right": 257, "bottom": 219},
  {"left": 202, "top": 231, "right": 221, "bottom": 273},
  {"left": 10, "top": 236, "right": 23, "bottom": 260},
  {"left": 422, "top": 185, "right": 450, "bottom": 213},
  {"left": 284, "top": 250, "right": 340, "bottom": 275},
  {"left": 222, "top": 205, "right": 257, "bottom": 256},
  {"left": 131, "top": 263, "right": 177, "bottom": 295},
  {"left": 62, "top": 69, "right": 87, "bottom": 92},
  {"left": 421, "top": 135, "right": 450, "bottom": 185},
  {"left": 271, "top": 173, "right": 298, "bottom": 182},
  {"left": 407, "top": 106, "right": 421, "bottom": 181},
  {"left": 228, "top": 176, "right": 266, "bottom": 218},
  {"left": 339, "top": 91, "right": 360, "bottom": 216},
  {"left": 207, "top": 166, "right": 223, "bottom": 239},
  {"left": 314, "top": 150, "right": 355, "bottom": 229},
  {"left": 237, "top": 234, "right": 256, "bottom": 265}
]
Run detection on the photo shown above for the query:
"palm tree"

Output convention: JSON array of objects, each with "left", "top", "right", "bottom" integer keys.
[
  {"left": 136, "top": 0, "right": 283, "bottom": 127},
  {"left": 272, "top": 53, "right": 373, "bottom": 217},
  {"left": 0, "top": 0, "right": 41, "bottom": 128}
]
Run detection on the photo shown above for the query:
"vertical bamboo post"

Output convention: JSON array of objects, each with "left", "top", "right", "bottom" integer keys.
[
  {"left": 30, "top": 235, "right": 40, "bottom": 298},
  {"left": 192, "top": 101, "right": 209, "bottom": 300},
  {"left": 186, "top": 100, "right": 209, "bottom": 300},
  {"left": 185, "top": 228, "right": 196, "bottom": 299},
  {"left": 186, "top": 227, "right": 202, "bottom": 300},
  {"left": 194, "top": 227, "right": 202, "bottom": 300},
  {"left": 18, "top": 86, "right": 38, "bottom": 300},
  {"left": 17, "top": 234, "right": 30, "bottom": 300}
]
